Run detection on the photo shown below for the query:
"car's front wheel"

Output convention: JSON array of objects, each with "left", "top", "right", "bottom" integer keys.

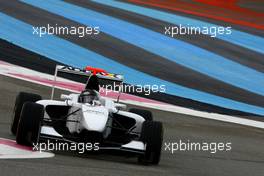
[
  {"left": 138, "top": 121, "right": 163, "bottom": 165},
  {"left": 11, "top": 92, "right": 42, "bottom": 135},
  {"left": 16, "top": 102, "right": 44, "bottom": 146}
]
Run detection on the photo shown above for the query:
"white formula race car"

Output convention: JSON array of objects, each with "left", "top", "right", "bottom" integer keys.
[{"left": 10, "top": 65, "right": 163, "bottom": 165}]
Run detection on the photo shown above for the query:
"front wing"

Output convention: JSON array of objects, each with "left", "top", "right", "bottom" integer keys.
[{"left": 39, "top": 125, "right": 145, "bottom": 154}]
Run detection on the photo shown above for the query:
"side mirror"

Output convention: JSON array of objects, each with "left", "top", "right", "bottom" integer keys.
[
  {"left": 60, "top": 94, "right": 72, "bottom": 100},
  {"left": 115, "top": 103, "right": 127, "bottom": 111}
]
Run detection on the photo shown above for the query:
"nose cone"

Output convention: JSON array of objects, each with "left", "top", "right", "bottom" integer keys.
[{"left": 81, "top": 105, "right": 108, "bottom": 132}]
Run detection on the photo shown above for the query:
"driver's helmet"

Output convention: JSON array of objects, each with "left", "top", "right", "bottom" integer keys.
[{"left": 78, "top": 89, "right": 98, "bottom": 104}]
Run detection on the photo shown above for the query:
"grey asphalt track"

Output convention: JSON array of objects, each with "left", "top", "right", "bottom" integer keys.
[{"left": 1, "top": 75, "right": 264, "bottom": 176}]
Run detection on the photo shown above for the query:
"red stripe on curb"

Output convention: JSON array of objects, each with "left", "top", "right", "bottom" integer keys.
[
  {"left": 128, "top": 0, "right": 264, "bottom": 30},
  {"left": 0, "top": 138, "right": 32, "bottom": 151}
]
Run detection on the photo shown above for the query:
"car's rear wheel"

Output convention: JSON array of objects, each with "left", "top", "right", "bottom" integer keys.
[
  {"left": 11, "top": 92, "right": 42, "bottom": 135},
  {"left": 138, "top": 121, "right": 163, "bottom": 165},
  {"left": 129, "top": 108, "right": 153, "bottom": 121},
  {"left": 16, "top": 102, "right": 44, "bottom": 146}
]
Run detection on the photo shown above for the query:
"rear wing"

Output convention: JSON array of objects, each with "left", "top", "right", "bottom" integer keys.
[{"left": 51, "top": 65, "right": 124, "bottom": 99}]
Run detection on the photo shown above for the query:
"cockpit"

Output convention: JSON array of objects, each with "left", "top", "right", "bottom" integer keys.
[{"left": 78, "top": 89, "right": 99, "bottom": 105}]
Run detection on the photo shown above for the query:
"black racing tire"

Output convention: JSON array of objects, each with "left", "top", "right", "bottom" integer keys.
[
  {"left": 129, "top": 108, "right": 153, "bottom": 121},
  {"left": 138, "top": 121, "right": 163, "bottom": 165},
  {"left": 11, "top": 92, "right": 42, "bottom": 135},
  {"left": 16, "top": 102, "right": 44, "bottom": 146}
]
